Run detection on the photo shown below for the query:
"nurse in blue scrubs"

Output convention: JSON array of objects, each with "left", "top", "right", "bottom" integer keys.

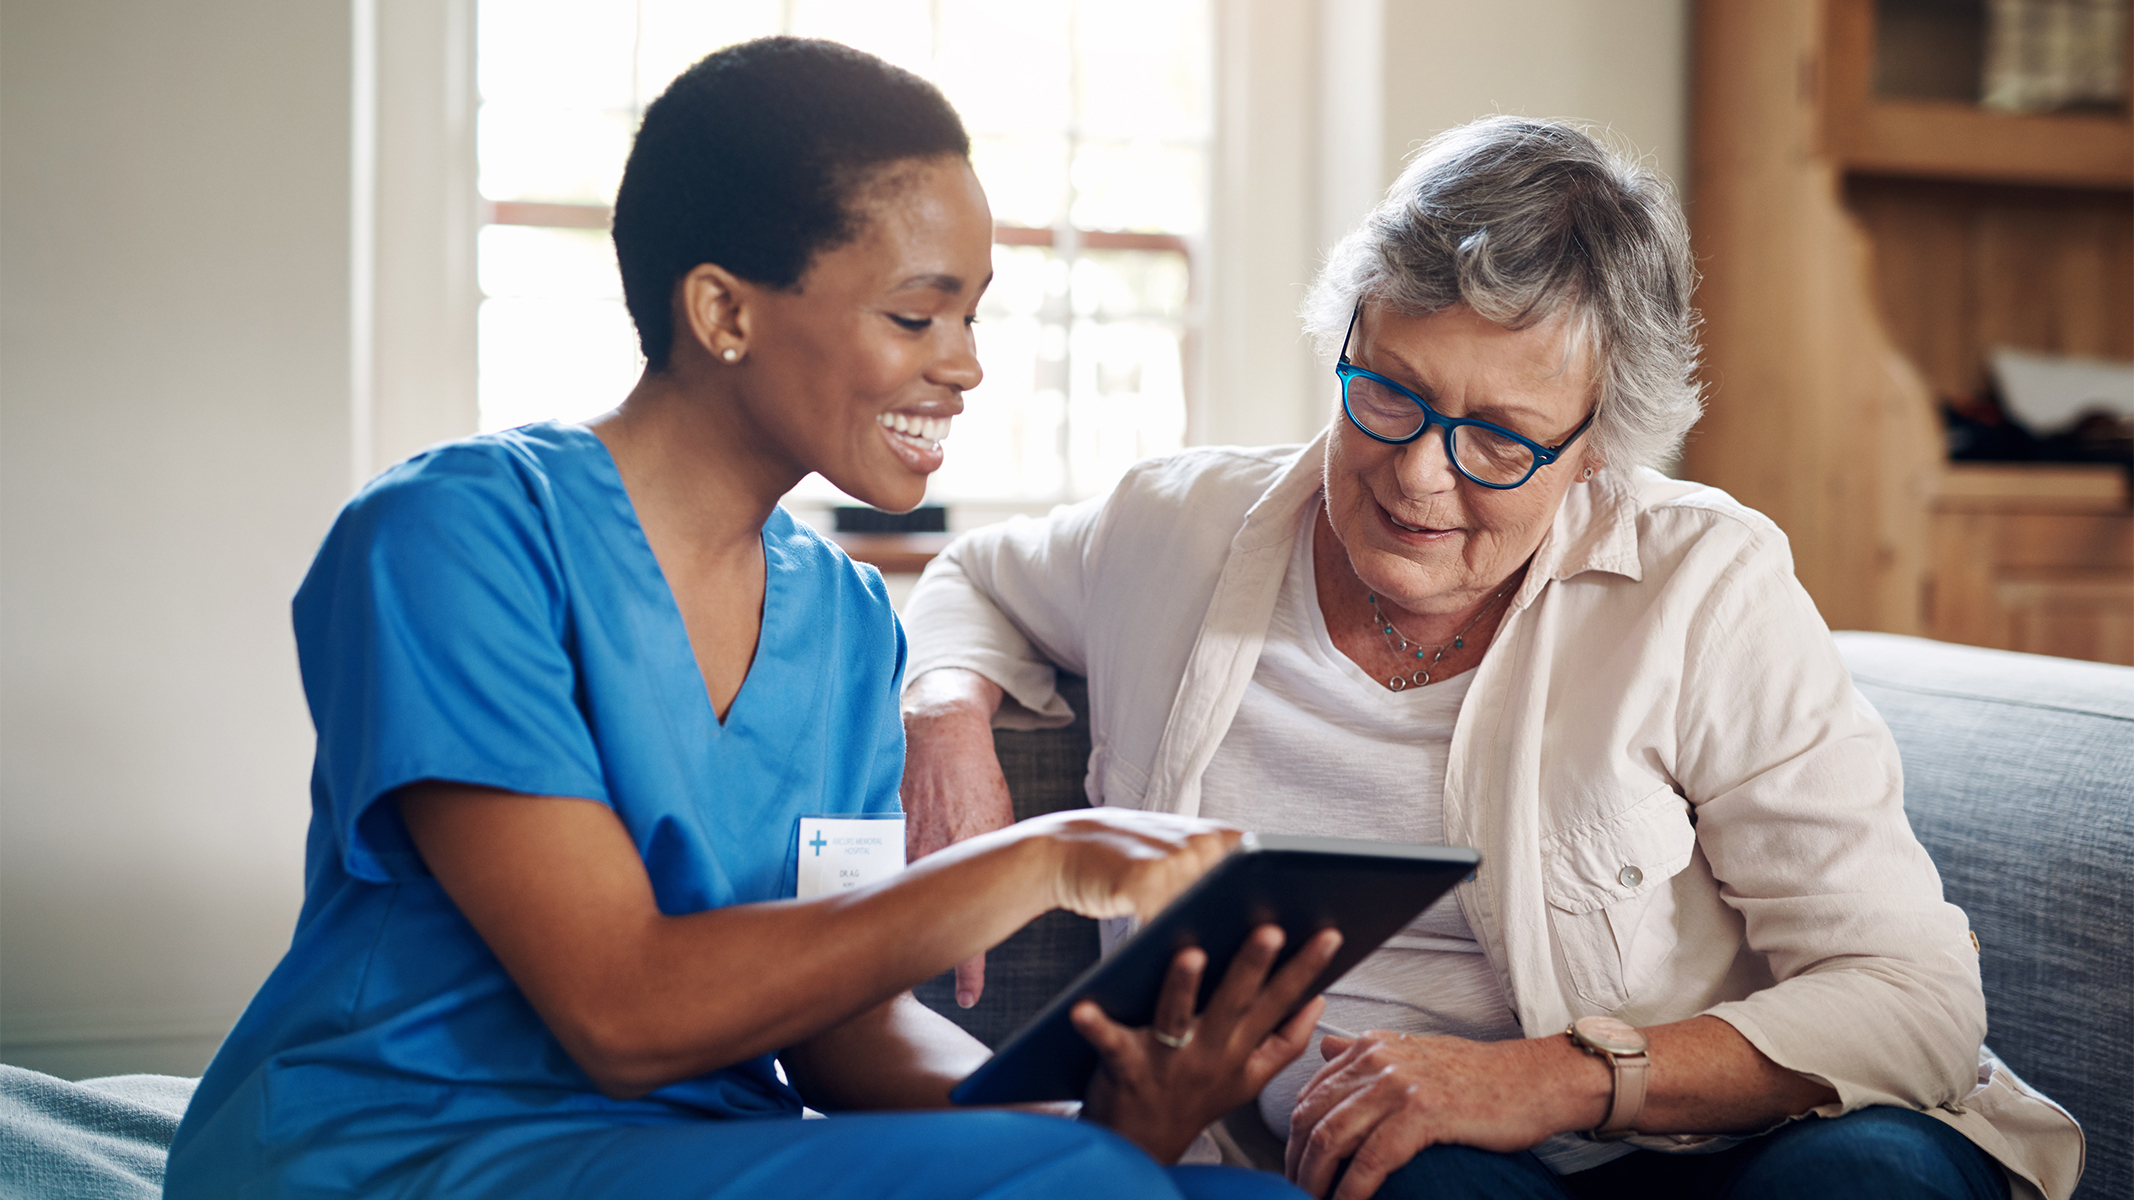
[{"left": 164, "top": 36, "right": 1335, "bottom": 1200}]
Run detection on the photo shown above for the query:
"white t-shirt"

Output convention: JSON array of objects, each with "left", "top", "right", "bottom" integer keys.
[{"left": 1199, "top": 501, "right": 1621, "bottom": 1173}]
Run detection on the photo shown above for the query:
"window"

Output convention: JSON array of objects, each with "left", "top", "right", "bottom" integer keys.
[{"left": 475, "top": 0, "right": 1211, "bottom": 506}]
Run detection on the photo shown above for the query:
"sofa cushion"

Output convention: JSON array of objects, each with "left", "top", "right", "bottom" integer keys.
[
  {"left": 1837, "top": 632, "right": 2133, "bottom": 1200},
  {"left": 0, "top": 1067, "right": 196, "bottom": 1200}
]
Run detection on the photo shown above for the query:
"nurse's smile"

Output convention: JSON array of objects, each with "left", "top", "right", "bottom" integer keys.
[{"left": 876, "top": 410, "right": 954, "bottom": 473}]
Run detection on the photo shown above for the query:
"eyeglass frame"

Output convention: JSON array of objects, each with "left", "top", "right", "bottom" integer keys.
[{"left": 1334, "top": 303, "right": 1596, "bottom": 490}]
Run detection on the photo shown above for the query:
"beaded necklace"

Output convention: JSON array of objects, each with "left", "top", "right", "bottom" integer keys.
[{"left": 1365, "top": 582, "right": 1515, "bottom": 690}]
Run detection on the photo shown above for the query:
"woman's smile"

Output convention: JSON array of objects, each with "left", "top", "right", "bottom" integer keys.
[
  {"left": 876, "top": 410, "right": 955, "bottom": 473},
  {"left": 1374, "top": 499, "right": 1461, "bottom": 541}
]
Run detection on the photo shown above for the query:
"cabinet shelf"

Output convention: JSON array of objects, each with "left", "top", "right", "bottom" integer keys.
[
  {"left": 1824, "top": 0, "right": 2133, "bottom": 189},
  {"left": 1833, "top": 99, "right": 2133, "bottom": 188},
  {"left": 1937, "top": 463, "right": 2130, "bottom": 511}
]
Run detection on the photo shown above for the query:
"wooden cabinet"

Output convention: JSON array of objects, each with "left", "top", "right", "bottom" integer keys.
[
  {"left": 1823, "top": 0, "right": 2134, "bottom": 188},
  {"left": 1930, "top": 464, "right": 2133, "bottom": 662},
  {"left": 1686, "top": 0, "right": 2133, "bottom": 664}
]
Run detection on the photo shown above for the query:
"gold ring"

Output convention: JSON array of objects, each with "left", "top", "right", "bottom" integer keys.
[{"left": 1151, "top": 1028, "right": 1194, "bottom": 1050}]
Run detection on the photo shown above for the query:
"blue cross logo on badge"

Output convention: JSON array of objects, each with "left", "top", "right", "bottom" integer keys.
[{"left": 809, "top": 831, "right": 829, "bottom": 857}]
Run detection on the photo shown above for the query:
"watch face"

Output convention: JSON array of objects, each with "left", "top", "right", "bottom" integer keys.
[{"left": 1574, "top": 1016, "right": 1648, "bottom": 1055}]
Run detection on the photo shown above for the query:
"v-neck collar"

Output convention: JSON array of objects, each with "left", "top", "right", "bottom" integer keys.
[
  {"left": 1293, "top": 496, "right": 1475, "bottom": 704},
  {"left": 562, "top": 421, "right": 784, "bottom": 736}
]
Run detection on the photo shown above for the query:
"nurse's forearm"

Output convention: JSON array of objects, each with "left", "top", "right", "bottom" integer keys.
[
  {"left": 778, "top": 992, "right": 990, "bottom": 1111},
  {"left": 630, "top": 810, "right": 1226, "bottom": 1093},
  {"left": 400, "top": 784, "right": 1063, "bottom": 1097},
  {"left": 399, "top": 784, "right": 1228, "bottom": 1101}
]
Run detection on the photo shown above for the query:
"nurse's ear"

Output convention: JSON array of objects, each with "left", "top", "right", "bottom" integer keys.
[{"left": 674, "top": 263, "right": 755, "bottom": 367}]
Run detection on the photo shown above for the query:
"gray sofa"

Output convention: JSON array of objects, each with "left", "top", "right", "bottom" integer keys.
[
  {"left": 3, "top": 634, "right": 2124, "bottom": 1198},
  {"left": 914, "top": 632, "right": 2134, "bottom": 1198}
]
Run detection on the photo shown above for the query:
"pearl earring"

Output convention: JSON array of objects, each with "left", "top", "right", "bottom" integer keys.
[
  {"left": 721, "top": 347, "right": 740, "bottom": 363},
  {"left": 1582, "top": 466, "right": 1595, "bottom": 480}
]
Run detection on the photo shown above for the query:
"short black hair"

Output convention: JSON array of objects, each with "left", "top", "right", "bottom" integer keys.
[{"left": 612, "top": 37, "right": 972, "bottom": 370}]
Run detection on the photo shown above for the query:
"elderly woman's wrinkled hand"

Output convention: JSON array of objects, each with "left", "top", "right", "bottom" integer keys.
[
  {"left": 1076, "top": 924, "right": 1341, "bottom": 1163},
  {"left": 1285, "top": 1030, "right": 1601, "bottom": 1200},
  {"left": 900, "top": 667, "right": 1015, "bottom": 1005}
]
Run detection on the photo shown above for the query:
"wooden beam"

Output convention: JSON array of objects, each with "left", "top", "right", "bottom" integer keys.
[
  {"left": 829, "top": 532, "right": 952, "bottom": 575},
  {"left": 483, "top": 200, "right": 609, "bottom": 229}
]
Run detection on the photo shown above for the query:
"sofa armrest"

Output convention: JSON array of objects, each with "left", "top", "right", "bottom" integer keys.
[{"left": 1836, "top": 632, "right": 2133, "bottom": 1200}]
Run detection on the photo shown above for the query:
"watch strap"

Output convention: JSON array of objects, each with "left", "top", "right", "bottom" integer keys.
[{"left": 1595, "top": 1046, "right": 1648, "bottom": 1136}]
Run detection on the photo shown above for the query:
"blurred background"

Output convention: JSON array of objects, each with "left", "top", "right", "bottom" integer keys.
[{"left": 2, "top": 0, "right": 2125, "bottom": 1080}]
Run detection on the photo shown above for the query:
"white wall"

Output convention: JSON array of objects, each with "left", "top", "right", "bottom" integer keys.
[
  {"left": 1205, "top": 0, "right": 1690, "bottom": 449},
  {"left": 366, "top": 0, "right": 480, "bottom": 477},
  {"left": 1200, "top": 0, "right": 1327, "bottom": 449},
  {"left": 1381, "top": 0, "right": 1688, "bottom": 189},
  {"left": 1, "top": 0, "right": 356, "bottom": 1077},
  {"left": 0, "top": 0, "right": 1686, "bottom": 1081}
]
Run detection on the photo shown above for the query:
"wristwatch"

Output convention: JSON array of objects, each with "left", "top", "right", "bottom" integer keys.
[{"left": 1567, "top": 1016, "right": 1649, "bottom": 1139}]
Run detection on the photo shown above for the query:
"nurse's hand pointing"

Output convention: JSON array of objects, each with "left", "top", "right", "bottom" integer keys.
[{"left": 1029, "top": 808, "right": 1243, "bottom": 923}]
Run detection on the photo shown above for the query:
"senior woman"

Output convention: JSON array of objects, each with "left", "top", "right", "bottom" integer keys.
[{"left": 899, "top": 118, "right": 2080, "bottom": 1200}]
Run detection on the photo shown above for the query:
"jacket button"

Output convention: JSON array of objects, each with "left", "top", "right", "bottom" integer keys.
[{"left": 1618, "top": 865, "right": 1644, "bottom": 888}]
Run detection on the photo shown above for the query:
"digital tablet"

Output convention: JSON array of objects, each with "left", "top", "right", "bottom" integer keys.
[{"left": 949, "top": 832, "right": 1480, "bottom": 1106}]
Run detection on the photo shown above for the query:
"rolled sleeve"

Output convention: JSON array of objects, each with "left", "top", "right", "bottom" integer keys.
[
  {"left": 902, "top": 497, "right": 1105, "bottom": 731},
  {"left": 1678, "top": 537, "right": 1985, "bottom": 1110}
]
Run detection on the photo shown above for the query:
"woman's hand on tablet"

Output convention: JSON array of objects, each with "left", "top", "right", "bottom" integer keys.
[{"left": 1073, "top": 924, "right": 1342, "bottom": 1163}]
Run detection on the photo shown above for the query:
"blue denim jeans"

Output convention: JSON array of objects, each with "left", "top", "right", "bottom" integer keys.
[{"left": 1371, "top": 1106, "right": 2009, "bottom": 1200}]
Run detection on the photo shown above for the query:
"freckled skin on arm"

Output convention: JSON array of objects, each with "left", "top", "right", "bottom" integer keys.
[
  {"left": 899, "top": 667, "right": 1014, "bottom": 1006},
  {"left": 1286, "top": 1016, "right": 1838, "bottom": 1200}
]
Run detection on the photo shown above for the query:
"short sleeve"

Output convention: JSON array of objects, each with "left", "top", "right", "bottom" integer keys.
[
  {"left": 293, "top": 449, "right": 610, "bottom": 883},
  {"left": 871, "top": 609, "right": 910, "bottom": 813}
]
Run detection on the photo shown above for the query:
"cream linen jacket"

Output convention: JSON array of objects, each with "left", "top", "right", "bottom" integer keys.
[{"left": 902, "top": 434, "right": 2083, "bottom": 1199}]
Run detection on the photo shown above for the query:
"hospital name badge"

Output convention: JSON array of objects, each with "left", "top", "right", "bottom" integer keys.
[{"left": 795, "top": 815, "right": 907, "bottom": 899}]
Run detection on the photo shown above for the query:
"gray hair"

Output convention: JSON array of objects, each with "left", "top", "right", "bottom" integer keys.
[{"left": 1303, "top": 116, "right": 1702, "bottom": 472}]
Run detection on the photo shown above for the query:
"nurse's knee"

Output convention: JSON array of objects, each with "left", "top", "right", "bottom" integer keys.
[{"left": 960, "top": 1113, "right": 1173, "bottom": 1190}]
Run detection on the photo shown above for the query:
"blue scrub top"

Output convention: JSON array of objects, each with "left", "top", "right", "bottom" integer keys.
[{"left": 166, "top": 422, "right": 907, "bottom": 1195}]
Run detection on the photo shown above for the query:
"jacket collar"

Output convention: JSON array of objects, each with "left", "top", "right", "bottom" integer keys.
[
  {"left": 1235, "top": 428, "right": 1332, "bottom": 552},
  {"left": 1517, "top": 464, "right": 1645, "bottom": 607}
]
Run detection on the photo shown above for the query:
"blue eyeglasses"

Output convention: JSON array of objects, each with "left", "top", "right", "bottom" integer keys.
[{"left": 1335, "top": 305, "right": 1595, "bottom": 490}]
